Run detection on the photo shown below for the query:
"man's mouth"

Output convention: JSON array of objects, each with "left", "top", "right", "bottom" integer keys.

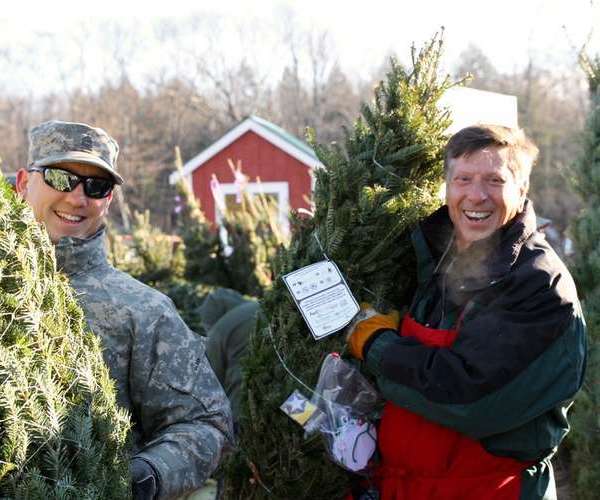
[
  {"left": 55, "top": 210, "right": 85, "bottom": 223},
  {"left": 463, "top": 210, "right": 492, "bottom": 221}
]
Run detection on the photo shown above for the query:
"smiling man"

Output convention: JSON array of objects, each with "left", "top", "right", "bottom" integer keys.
[
  {"left": 347, "top": 125, "right": 586, "bottom": 500},
  {"left": 16, "top": 120, "right": 233, "bottom": 500},
  {"left": 447, "top": 144, "right": 528, "bottom": 251}
]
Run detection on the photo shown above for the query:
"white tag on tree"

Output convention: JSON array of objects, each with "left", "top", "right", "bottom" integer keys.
[{"left": 283, "top": 260, "right": 360, "bottom": 340}]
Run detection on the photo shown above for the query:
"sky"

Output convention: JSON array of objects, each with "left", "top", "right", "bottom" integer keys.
[{"left": 1, "top": 0, "right": 599, "bottom": 95}]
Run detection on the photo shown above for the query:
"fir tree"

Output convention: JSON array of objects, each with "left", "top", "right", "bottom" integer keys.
[
  {"left": 108, "top": 150, "right": 287, "bottom": 335},
  {"left": 174, "top": 151, "right": 287, "bottom": 298},
  {"left": 568, "top": 53, "right": 600, "bottom": 500},
  {"left": 0, "top": 177, "right": 131, "bottom": 498},
  {"left": 225, "top": 34, "right": 455, "bottom": 499},
  {"left": 173, "top": 150, "right": 230, "bottom": 288},
  {"left": 107, "top": 214, "right": 211, "bottom": 334},
  {"left": 108, "top": 211, "right": 186, "bottom": 286},
  {"left": 221, "top": 189, "right": 288, "bottom": 297}
]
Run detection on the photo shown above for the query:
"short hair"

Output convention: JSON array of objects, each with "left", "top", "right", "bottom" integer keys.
[{"left": 444, "top": 125, "right": 539, "bottom": 183}]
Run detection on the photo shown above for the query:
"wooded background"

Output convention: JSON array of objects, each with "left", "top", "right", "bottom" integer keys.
[{"left": 0, "top": 17, "right": 589, "bottom": 236}]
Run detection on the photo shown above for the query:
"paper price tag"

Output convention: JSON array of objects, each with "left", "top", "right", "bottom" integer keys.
[{"left": 283, "top": 260, "right": 359, "bottom": 340}]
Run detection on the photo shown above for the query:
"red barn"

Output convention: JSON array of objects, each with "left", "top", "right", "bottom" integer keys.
[{"left": 169, "top": 116, "right": 322, "bottom": 232}]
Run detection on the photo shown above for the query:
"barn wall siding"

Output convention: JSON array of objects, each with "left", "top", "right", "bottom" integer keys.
[{"left": 191, "top": 130, "right": 313, "bottom": 223}]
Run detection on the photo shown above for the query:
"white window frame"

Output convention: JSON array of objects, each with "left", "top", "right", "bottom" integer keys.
[{"left": 214, "top": 181, "right": 290, "bottom": 234}]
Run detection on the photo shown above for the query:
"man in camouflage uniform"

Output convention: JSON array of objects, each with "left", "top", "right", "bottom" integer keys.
[{"left": 16, "top": 120, "right": 233, "bottom": 500}]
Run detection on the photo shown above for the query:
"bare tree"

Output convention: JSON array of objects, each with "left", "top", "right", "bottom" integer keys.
[{"left": 183, "top": 14, "right": 276, "bottom": 126}]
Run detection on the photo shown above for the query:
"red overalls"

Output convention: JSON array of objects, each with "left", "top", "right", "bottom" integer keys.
[{"left": 373, "top": 314, "right": 529, "bottom": 500}]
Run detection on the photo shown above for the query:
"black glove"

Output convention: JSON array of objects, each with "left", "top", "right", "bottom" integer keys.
[{"left": 130, "top": 458, "right": 159, "bottom": 500}]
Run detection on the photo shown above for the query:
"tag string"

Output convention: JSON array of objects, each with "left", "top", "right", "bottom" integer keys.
[
  {"left": 266, "top": 324, "right": 326, "bottom": 402},
  {"left": 372, "top": 141, "right": 403, "bottom": 182},
  {"left": 313, "top": 232, "right": 329, "bottom": 261}
]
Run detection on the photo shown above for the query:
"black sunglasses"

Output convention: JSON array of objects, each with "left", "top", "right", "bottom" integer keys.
[{"left": 27, "top": 166, "right": 115, "bottom": 199}]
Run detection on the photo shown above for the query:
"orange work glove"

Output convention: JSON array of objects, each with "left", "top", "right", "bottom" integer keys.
[{"left": 346, "top": 303, "right": 400, "bottom": 360}]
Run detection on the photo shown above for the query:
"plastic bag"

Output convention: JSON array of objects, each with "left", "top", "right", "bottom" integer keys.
[{"left": 304, "top": 352, "right": 381, "bottom": 473}]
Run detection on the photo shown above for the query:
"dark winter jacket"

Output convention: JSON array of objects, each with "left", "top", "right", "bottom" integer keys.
[{"left": 363, "top": 201, "right": 587, "bottom": 499}]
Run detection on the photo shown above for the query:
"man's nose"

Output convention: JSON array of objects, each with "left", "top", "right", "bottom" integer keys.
[
  {"left": 64, "top": 183, "right": 88, "bottom": 206},
  {"left": 466, "top": 181, "right": 488, "bottom": 203}
]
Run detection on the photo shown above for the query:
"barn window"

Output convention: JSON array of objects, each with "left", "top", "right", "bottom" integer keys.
[{"left": 214, "top": 181, "right": 290, "bottom": 234}]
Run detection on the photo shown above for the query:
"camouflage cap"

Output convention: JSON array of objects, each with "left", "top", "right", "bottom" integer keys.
[{"left": 28, "top": 120, "right": 123, "bottom": 184}]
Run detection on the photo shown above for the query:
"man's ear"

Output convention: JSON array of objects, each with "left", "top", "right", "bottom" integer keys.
[
  {"left": 15, "top": 169, "right": 29, "bottom": 197},
  {"left": 101, "top": 189, "right": 114, "bottom": 215},
  {"left": 519, "top": 178, "right": 529, "bottom": 211}
]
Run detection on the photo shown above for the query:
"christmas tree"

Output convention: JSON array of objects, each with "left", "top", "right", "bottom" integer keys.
[
  {"left": 107, "top": 211, "right": 212, "bottom": 334},
  {"left": 567, "top": 53, "right": 600, "bottom": 500},
  {"left": 174, "top": 152, "right": 286, "bottom": 298},
  {"left": 220, "top": 184, "right": 288, "bottom": 297},
  {"left": 173, "top": 149, "right": 231, "bottom": 289},
  {"left": 107, "top": 151, "right": 287, "bottom": 334},
  {"left": 0, "top": 176, "right": 131, "bottom": 498},
  {"left": 108, "top": 210, "right": 186, "bottom": 286},
  {"left": 225, "top": 33, "right": 455, "bottom": 499}
]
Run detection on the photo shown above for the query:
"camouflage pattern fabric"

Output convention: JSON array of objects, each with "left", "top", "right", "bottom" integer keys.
[
  {"left": 28, "top": 120, "right": 124, "bottom": 184},
  {"left": 55, "top": 228, "right": 233, "bottom": 500}
]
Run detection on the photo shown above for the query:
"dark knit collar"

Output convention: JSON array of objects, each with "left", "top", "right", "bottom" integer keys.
[{"left": 55, "top": 227, "right": 109, "bottom": 277}]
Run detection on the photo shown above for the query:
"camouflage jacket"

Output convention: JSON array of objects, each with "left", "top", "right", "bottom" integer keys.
[{"left": 55, "top": 229, "right": 233, "bottom": 500}]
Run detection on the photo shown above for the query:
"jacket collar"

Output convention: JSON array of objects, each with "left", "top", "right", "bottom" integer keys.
[
  {"left": 55, "top": 227, "right": 109, "bottom": 277},
  {"left": 414, "top": 200, "right": 537, "bottom": 288}
]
